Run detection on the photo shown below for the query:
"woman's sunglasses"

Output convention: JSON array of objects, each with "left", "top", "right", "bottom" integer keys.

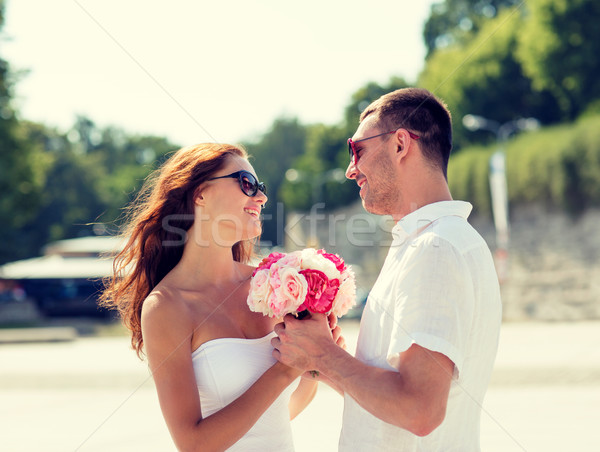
[{"left": 207, "top": 170, "right": 267, "bottom": 197}]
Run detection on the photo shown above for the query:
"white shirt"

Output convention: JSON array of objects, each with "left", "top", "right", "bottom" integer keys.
[{"left": 339, "top": 201, "right": 502, "bottom": 452}]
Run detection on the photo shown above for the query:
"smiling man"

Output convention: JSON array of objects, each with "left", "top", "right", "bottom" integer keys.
[{"left": 273, "top": 88, "right": 502, "bottom": 451}]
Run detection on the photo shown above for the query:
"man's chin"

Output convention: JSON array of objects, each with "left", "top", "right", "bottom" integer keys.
[
  {"left": 361, "top": 197, "right": 389, "bottom": 217},
  {"left": 361, "top": 199, "right": 377, "bottom": 215}
]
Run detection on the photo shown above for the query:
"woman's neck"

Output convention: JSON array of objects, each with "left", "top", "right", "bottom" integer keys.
[{"left": 167, "top": 238, "right": 246, "bottom": 290}]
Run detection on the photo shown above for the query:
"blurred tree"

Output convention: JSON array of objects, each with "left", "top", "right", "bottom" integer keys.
[
  {"left": 0, "top": 1, "right": 48, "bottom": 264},
  {"left": 43, "top": 119, "right": 179, "bottom": 238},
  {"left": 243, "top": 117, "right": 307, "bottom": 247},
  {"left": 516, "top": 0, "right": 600, "bottom": 120},
  {"left": 419, "top": 9, "right": 560, "bottom": 149},
  {"left": 34, "top": 148, "right": 108, "bottom": 242},
  {"left": 87, "top": 122, "right": 179, "bottom": 221},
  {"left": 279, "top": 123, "right": 353, "bottom": 211},
  {"left": 424, "top": 0, "right": 522, "bottom": 57},
  {"left": 3, "top": 116, "right": 180, "bottom": 262},
  {"left": 342, "top": 76, "right": 410, "bottom": 135},
  {"left": 280, "top": 77, "right": 411, "bottom": 212},
  {"left": 71, "top": 115, "right": 101, "bottom": 153}
]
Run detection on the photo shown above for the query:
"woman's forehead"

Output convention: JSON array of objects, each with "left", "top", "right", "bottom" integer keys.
[{"left": 223, "top": 155, "right": 255, "bottom": 174}]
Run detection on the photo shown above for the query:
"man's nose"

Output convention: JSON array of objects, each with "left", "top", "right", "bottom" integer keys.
[{"left": 345, "top": 158, "right": 357, "bottom": 180}]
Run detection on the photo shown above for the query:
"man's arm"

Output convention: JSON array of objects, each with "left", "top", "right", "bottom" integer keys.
[{"left": 272, "top": 314, "right": 454, "bottom": 437}]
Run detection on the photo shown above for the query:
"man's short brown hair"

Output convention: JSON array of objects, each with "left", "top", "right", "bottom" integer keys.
[{"left": 360, "top": 88, "right": 453, "bottom": 178}]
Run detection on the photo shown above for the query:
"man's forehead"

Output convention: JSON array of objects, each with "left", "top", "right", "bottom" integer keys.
[{"left": 353, "top": 116, "right": 381, "bottom": 140}]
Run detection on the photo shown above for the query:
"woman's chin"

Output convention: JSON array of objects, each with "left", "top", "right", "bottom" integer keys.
[{"left": 238, "top": 223, "right": 262, "bottom": 242}]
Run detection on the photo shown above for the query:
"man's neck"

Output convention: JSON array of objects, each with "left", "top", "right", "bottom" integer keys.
[{"left": 392, "top": 176, "right": 452, "bottom": 222}]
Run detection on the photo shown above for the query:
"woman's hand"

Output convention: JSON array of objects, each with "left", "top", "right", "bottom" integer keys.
[
  {"left": 331, "top": 324, "right": 346, "bottom": 350},
  {"left": 327, "top": 312, "right": 346, "bottom": 349},
  {"left": 327, "top": 312, "right": 338, "bottom": 331}
]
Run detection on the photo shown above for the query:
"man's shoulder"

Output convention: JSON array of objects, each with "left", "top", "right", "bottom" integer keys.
[{"left": 427, "top": 214, "right": 488, "bottom": 252}]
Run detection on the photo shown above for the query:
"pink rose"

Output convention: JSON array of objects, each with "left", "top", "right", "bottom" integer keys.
[
  {"left": 247, "top": 269, "right": 271, "bottom": 313},
  {"left": 275, "top": 251, "right": 302, "bottom": 269},
  {"left": 317, "top": 249, "right": 346, "bottom": 273},
  {"left": 299, "top": 269, "right": 340, "bottom": 314},
  {"left": 253, "top": 252, "right": 285, "bottom": 276},
  {"left": 267, "top": 289, "right": 283, "bottom": 317},
  {"left": 332, "top": 274, "right": 356, "bottom": 317},
  {"left": 247, "top": 248, "right": 355, "bottom": 319},
  {"left": 271, "top": 267, "right": 307, "bottom": 317},
  {"left": 268, "top": 266, "right": 282, "bottom": 292},
  {"left": 300, "top": 248, "right": 338, "bottom": 280}
]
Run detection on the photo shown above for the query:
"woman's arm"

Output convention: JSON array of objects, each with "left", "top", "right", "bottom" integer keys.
[
  {"left": 288, "top": 376, "right": 318, "bottom": 419},
  {"left": 142, "top": 296, "right": 301, "bottom": 452}
]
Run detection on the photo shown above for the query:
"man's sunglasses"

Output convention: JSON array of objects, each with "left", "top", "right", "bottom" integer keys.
[
  {"left": 207, "top": 170, "right": 267, "bottom": 197},
  {"left": 348, "top": 129, "right": 420, "bottom": 164}
]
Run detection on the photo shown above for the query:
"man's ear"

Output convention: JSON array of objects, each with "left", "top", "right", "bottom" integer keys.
[
  {"left": 395, "top": 145, "right": 408, "bottom": 166},
  {"left": 394, "top": 129, "right": 413, "bottom": 160}
]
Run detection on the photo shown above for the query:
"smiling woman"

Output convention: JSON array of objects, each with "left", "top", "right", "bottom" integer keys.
[
  {"left": 100, "top": 143, "right": 261, "bottom": 352},
  {"left": 99, "top": 142, "right": 318, "bottom": 451}
]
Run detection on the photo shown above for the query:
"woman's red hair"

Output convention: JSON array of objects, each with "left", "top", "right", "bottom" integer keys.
[{"left": 100, "top": 143, "right": 254, "bottom": 358}]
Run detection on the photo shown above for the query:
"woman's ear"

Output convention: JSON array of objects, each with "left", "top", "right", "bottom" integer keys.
[{"left": 193, "top": 186, "right": 206, "bottom": 207}]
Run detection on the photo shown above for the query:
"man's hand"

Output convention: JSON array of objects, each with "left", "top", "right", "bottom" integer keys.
[{"left": 271, "top": 313, "right": 335, "bottom": 371}]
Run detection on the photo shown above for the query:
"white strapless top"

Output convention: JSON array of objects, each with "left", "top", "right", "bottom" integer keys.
[{"left": 192, "top": 332, "right": 295, "bottom": 451}]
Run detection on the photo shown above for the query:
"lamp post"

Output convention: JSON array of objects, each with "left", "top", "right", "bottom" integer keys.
[{"left": 462, "top": 114, "right": 540, "bottom": 282}]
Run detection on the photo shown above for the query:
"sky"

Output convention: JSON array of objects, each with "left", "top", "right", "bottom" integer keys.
[{"left": 2, "top": 0, "right": 437, "bottom": 146}]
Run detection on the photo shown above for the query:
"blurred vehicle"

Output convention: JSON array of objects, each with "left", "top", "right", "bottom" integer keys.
[{"left": 0, "top": 236, "right": 123, "bottom": 318}]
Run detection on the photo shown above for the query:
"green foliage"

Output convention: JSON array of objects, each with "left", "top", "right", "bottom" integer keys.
[
  {"left": 0, "top": 120, "right": 50, "bottom": 263},
  {"left": 0, "top": 116, "right": 180, "bottom": 264},
  {"left": 421, "top": 0, "right": 600, "bottom": 150},
  {"left": 516, "top": 0, "right": 600, "bottom": 119},
  {"left": 419, "top": 8, "right": 560, "bottom": 150},
  {"left": 243, "top": 117, "right": 308, "bottom": 246},
  {"left": 0, "top": 3, "right": 49, "bottom": 263},
  {"left": 424, "top": 0, "right": 521, "bottom": 57},
  {"left": 278, "top": 123, "right": 355, "bottom": 212},
  {"left": 342, "top": 76, "right": 410, "bottom": 135},
  {"left": 447, "top": 145, "right": 493, "bottom": 215},
  {"left": 450, "top": 114, "right": 600, "bottom": 216},
  {"left": 34, "top": 149, "right": 108, "bottom": 242},
  {"left": 90, "top": 127, "right": 178, "bottom": 221},
  {"left": 279, "top": 77, "right": 411, "bottom": 213},
  {"left": 505, "top": 124, "right": 571, "bottom": 208}
]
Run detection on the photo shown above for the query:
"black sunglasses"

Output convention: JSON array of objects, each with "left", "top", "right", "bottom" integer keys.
[
  {"left": 207, "top": 170, "right": 267, "bottom": 197},
  {"left": 348, "top": 128, "right": 420, "bottom": 164}
]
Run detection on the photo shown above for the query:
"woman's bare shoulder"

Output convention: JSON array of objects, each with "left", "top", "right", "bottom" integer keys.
[{"left": 141, "top": 285, "right": 193, "bottom": 331}]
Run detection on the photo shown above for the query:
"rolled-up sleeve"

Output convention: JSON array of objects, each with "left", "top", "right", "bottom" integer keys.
[{"left": 386, "top": 237, "right": 475, "bottom": 379}]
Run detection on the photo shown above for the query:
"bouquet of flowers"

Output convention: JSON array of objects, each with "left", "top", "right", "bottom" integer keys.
[{"left": 247, "top": 248, "right": 356, "bottom": 319}]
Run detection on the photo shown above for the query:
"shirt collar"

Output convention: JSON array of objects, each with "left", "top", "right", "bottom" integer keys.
[{"left": 391, "top": 200, "right": 473, "bottom": 241}]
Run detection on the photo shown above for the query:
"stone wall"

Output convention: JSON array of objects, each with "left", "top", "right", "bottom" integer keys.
[
  {"left": 285, "top": 201, "right": 600, "bottom": 321},
  {"left": 471, "top": 204, "right": 600, "bottom": 321}
]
